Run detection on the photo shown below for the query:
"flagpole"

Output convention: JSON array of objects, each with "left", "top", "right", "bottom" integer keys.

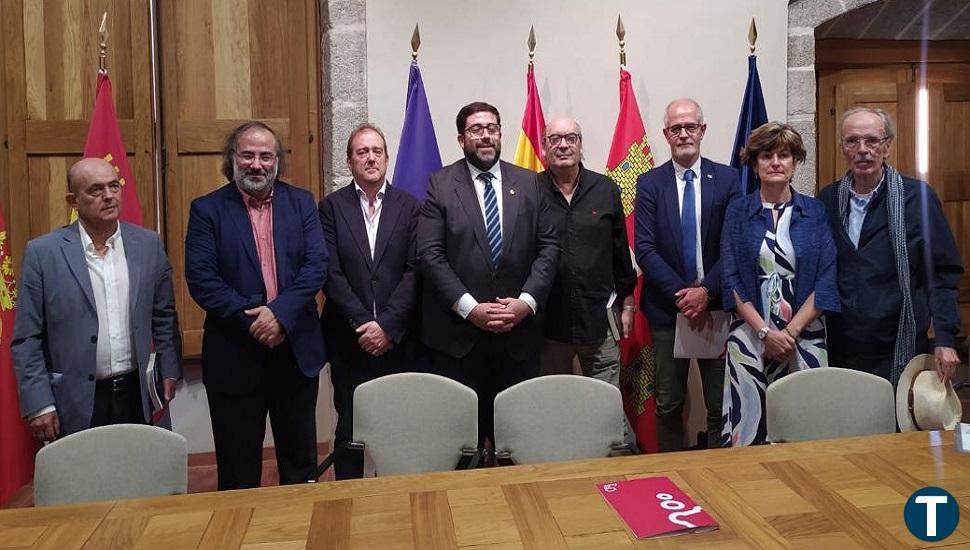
[
  {"left": 616, "top": 15, "right": 626, "bottom": 66},
  {"left": 749, "top": 17, "right": 758, "bottom": 54},
  {"left": 411, "top": 24, "right": 420, "bottom": 60},
  {"left": 98, "top": 12, "right": 108, "bottom": 73}
]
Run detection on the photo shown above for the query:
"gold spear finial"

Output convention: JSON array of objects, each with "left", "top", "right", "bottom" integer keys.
[
  {"left": 748, "top": 17, "right": 758, "bottom": 54},
  {"left": 528, "top": 25, "right": 536, "bottom": 65},
  {"left": 98, "top": 12, "right": 108, "bottom": 72},
  {"left": 411, "top": 24, "right": 421, "bottom": 61},
  {"left": 616, "top": 15, "right": 626, "bottom": 66}
]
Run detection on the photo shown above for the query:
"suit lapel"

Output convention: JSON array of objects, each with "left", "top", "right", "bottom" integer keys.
[
  {"left": 336, "top": 185, "right": 374, "bottom": 270},
  {"left": 121, "top": 224, "right": 143, "bottom": 313},
  {"left": 499, "top": 162, "right": 520, "bottom": 261},
  {"left": 453, "top": 166, "right": 493, "bottom": 267},
  {"left": 699, "top": 158, "right": 715, "bottom": 246},
  {"left": 373, "top": 187, "right": 402, "bottom": 268},
  {"left": 227, "top": 186, "right": 261, "bottom": 275},
  {"left": 59, "top": 224, "right": 97, "bottom": 313},
  {"left": 662, "top": 163, "right": 684, "bottom": 258},
  {"left": 271, "top": 183, "right": 293, "bottom": 286}
]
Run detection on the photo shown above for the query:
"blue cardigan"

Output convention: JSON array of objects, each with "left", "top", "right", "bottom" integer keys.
[{"left": 721, "top": 190, "right": 840, "bottom": 316}]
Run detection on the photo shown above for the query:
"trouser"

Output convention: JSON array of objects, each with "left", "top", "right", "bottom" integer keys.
[
  {"left": 540, "top": 334, "right": 638, "bottom": 449},
  {"left": 652, "top": 328, "right": 725, "bottom": 452},
  {"left": 91, "top": 370, "right": 145, "bottom": 427},
  {"left": 206, "top": 347, "right": 319, "bottom": 490},
  {"left": 429, "top": 335, "right": 539, "bottom": 447},
  {"left": 330, "top": 345, "right": 409, "bottom": 480}
]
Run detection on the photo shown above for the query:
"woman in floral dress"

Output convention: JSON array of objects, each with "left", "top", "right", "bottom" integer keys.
[{"left": 719, "top": 122, "right": 840, "bottom": 446}]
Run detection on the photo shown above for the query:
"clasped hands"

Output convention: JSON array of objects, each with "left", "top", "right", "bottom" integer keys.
[
  {"left": 468, "top": 297, "right": 531, "bottom": 333},
  {"left": 675, "top": 286, "right": 712, "bottom": 332},
  {"left": 244, "top": 305, "right": 285, "bottom": 348}
]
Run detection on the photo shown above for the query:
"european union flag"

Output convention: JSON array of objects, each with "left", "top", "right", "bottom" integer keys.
[
  {"left": 393, "top": 61, "right": 441, "bottom": 201},
  {"left": 730, "top": 54, "right": 768, "bottom": 195}
]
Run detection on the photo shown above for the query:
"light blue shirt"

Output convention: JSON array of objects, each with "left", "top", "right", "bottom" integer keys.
[{"left": 847, "top": 176, "right": 883, "bottom": 248}]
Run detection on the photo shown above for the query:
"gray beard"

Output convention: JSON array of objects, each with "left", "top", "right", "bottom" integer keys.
[{"left": 234, "top": 164, "right": 277, "bottom": 195}]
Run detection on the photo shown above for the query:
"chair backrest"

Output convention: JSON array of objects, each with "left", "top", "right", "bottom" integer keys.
[
  {"left": 34, "top": 424, "right": 187, "bottom": 506},
  {"left": 494, "top": 375, "right": 624, "bottom": 465},
  {"left": 767, "top": 367, "right": 896, "bottom": 443},
  {"left": 353, "top": 372, "right": 478, "bottom": 476}
]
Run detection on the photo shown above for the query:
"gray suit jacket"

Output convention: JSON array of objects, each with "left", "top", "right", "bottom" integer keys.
[{"left": 12, "top": 222, "right": 181, "bottom": 435}]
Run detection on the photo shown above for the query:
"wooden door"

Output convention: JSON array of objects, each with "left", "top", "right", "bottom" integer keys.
[
  {"left": 159, "top": 0, "right": 321, "bottom": 357},
  {"left": 0, "top": 0, "right": 156, "bottom": 274}
]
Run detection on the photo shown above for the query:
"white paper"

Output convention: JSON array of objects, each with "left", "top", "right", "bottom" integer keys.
[
  {"left": 674, "top": 312, "right": 730, "bottom": 359},
  {"left": 956, "top": 423, "right": 970, "bottom": 454}
]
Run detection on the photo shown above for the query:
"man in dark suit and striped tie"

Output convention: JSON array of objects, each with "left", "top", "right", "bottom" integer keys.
[{"left": 417, "top": 101, "right": 560, "bottom": 449}]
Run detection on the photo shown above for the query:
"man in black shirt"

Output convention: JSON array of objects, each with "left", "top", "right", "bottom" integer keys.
[{"left": 538, "top": 117, "right": 637, "bottom": 444}]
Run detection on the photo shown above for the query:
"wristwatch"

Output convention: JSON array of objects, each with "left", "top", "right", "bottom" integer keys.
[{"left": 756, "top": 326, "right": 770, "bottom": 340}]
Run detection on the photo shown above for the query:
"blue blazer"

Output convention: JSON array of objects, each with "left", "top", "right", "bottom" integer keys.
[
  {"left": 634, "top": 158, "right": 741, "bottom": 328},
  {"left": 185, "top": 181, "right": 328, "bottom": 394},
  {"left": 720, "top": 190, "right": 840, "bottom": 315}
]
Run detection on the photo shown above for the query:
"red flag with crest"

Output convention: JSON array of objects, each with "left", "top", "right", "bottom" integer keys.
[{"left": 605, "top": 66, "right": 658, "bottom": 453}]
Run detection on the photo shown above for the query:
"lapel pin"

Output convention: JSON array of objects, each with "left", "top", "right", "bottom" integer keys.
[
  {"left": 706, "top": 174, "right": 713, "bottom": 178},
  {"left": 509, "top": 188, "right": 516, "bottom": 195}
]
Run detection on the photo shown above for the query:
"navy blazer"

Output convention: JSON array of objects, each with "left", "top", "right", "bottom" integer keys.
[
  {"left": 634, "top": 158, "right": 741, "bottom": 328},
  {"left": 720, "top": 190, "right": 840, "bottom": 315},
  {"left": 185, "top": 181, "right": 328, "bottom": 394},
  {"left": 319, "top": 183, "right": 419, "bottom": 361}
]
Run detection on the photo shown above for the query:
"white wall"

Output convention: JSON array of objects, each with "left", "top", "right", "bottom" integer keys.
[{"left": 367, "top": 0, "right": 789, "bottom": 179}]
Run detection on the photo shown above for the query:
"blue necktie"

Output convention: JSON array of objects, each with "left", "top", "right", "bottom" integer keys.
[
  {"left": 479, "top": 172, "right": 502, "bottom": 268},
  {"left": 681, "top": 169, "right": 697, "bottom": 283}
]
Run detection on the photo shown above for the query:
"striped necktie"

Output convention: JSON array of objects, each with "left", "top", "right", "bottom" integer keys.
[{"left": 479, "top": 171, "right": 502, "bottom": 268}]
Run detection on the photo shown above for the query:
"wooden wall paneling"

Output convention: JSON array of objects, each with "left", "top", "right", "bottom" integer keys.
[{"left": 3, "top": 0, "right": 29, "bottom": 274}]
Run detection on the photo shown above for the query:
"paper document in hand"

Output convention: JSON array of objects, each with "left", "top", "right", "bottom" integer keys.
[
  {"left": 598, "top": 476, "right": 718, "bottom": 539},
  {"left": 673, "top": 312, "right": 730, "bottom": 359},
  {"left": 606, "top": 291, "right": 623, "bottom": 341},
  {"left": 144, "top": 352, "right": 166, "bottom": 424}
]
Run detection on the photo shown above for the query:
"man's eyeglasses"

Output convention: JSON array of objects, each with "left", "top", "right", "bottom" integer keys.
[
  {"left": 841, "top": 136, "right": 890, "bottom": 149},
  {"left": 464, "top": 124, "right": 502, "bottom": 138},
  {"left": 234, "top": 150, "right": 278, "bottom": 164},
  {"left": 545, "top": 133, "right": 581, "bottom": 146},
  {"left": 665, "top": 123, "right": 703, "bottom": 135}
]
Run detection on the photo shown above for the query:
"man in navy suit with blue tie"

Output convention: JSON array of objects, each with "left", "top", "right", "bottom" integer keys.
[
  {"left": 634, "top": 98, "right": 740, "bottom": 451},
  {"left": 319, "top": 123, "right": 420, "bottom": 479},
  {"left": 185, "top": 121, "right": 327, "bottom": 489}
]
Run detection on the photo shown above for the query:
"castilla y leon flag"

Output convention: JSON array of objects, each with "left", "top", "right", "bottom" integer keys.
[
  {"left": 512, "top": 64, "right": 546, "bottom": 172},
  {"left": 0, "top": 209, "right": 37, "bottom": 506},
  {"left": 82, "top": 71, "right": 143, "bottom": 226},
  {"left": 604, "top": 66, "right": 658, "bottom": 454}
]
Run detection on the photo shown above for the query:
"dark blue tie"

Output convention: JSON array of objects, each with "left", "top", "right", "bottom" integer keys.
[
  {"left": 681, "top": 168, "right": 697, "bottom": 283},
  {"left": 479, "top": 172, "right": 502, "bottom": 268}
]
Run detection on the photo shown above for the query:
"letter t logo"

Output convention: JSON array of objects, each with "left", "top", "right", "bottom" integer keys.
[{"left": 916, "top": 495, "right": 949, "bottom": 537}]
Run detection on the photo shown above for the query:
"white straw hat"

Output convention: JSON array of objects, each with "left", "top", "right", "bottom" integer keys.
[{"left": 896, "top": 354, "right": 962, "bottom": 432}]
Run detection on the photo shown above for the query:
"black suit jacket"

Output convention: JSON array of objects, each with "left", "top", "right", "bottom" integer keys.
[
  {"left": 319, "top": 183, "right": 420, "bottom": 362},
  {"left": 417, "top": 159, "right": 560, "bottom": 360}
]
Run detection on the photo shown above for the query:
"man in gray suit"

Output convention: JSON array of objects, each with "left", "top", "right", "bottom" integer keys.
[
  {"left": 12, "top": 157, "right": 181, "bottom": 442},
  {"left": 418, "top": 101, "right": 560, "bottom": 448}
]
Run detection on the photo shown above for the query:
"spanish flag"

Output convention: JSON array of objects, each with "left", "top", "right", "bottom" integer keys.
[{"left": 512, "top": 64, "right": 546, "bottom": 172}]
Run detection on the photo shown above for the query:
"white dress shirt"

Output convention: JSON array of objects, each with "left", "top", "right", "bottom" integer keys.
[
  {"left": 79, "top": 223, "right": 133, "bottom": 380},
  {"left": 354, "top": 180, "right": 387, "bottom": 260},
  {"left": 847, "top": 176, "right": 883, "bottom": 248},
  {"left": 673, "top": 158, "right": 706, "bottom": 283},
  {"left": 452, "top": 161, "right": 537, "bottom": 318}
]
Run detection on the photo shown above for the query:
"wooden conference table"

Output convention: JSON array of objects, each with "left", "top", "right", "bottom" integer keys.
[{"left": 2, "top": 431, "right": 970, "bottom": 549}]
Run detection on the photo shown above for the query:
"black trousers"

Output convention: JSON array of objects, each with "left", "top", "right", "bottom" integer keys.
[
  {"left": 429, "top": 334, "right": 539, "bottom": 446},
  {"left": 206, "top": 347, "right": 319, "bottom": 490},
  {"left": 91, "top": 370, "right": 145, "bottom": 428},
  {"left": 330, "top": 344, "right": 412, "bottom": 480}
]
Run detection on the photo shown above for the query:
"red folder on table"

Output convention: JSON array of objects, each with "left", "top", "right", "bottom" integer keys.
[{"left": 597, "top": 476, "right": 718, "bottom": 539}]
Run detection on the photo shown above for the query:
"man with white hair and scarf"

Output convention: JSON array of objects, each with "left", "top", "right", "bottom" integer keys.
[{"left": 819, "top": 107, "right": 962, "bottom": 387}]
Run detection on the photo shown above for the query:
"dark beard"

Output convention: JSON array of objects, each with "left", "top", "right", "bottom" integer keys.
[{"left": 464, "top": 145, "right": 500, "bottom": 172}]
